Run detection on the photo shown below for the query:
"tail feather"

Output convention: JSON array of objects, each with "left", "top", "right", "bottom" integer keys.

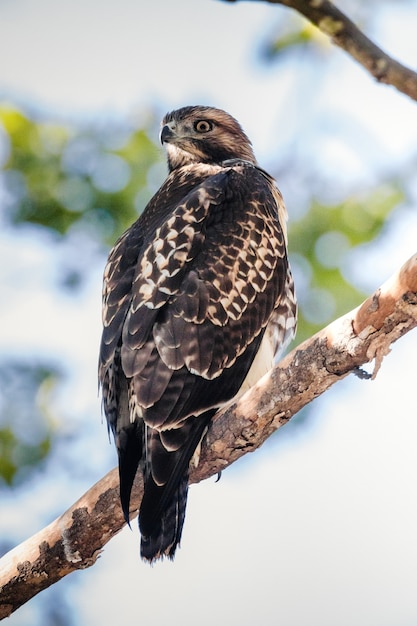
[
  {"left": 117, "top": 422, "right": 143, "bottom": 524},
  {"left": 140, "top": 473, "right": 188, "bottom": 561},
  {"left": 138, "top": 410, "right": 215, "bottom": 562}
]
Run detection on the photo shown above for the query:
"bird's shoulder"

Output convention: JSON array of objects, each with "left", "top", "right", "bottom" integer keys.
[{"left": 106, "top": 159, "right": 279, "bottom": 272}]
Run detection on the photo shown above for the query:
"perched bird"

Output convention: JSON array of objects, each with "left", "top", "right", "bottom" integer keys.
[{"left": 99, "top": 105, "right": 297, "bottom": 562}]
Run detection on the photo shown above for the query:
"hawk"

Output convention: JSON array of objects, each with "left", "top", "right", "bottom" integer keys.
[{"left": 99, "top": 106, "right": 297, "bottom": 562}]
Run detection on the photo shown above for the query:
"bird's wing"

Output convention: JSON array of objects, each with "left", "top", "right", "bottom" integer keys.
[
  {"left": 99, "top": 162, "right": 293, "bottom": 552},
  {"left": 119, "top": 163, "right": 290, "bottom": 428}
]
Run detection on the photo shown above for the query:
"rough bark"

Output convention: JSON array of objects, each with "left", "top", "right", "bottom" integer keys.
[
  {"left": 224, "top": 0, "right": 417, "bottom": 102},
  {"left": 1, "top": 253, "right": 417, "bottom": 618}
]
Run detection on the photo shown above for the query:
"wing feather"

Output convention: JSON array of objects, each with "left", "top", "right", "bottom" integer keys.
[
  {"left": 122, "top": 163, "right": 290, "bottom": 426},
  {"left": 99, "top": 158, "right": 296, "bottom": 559}
]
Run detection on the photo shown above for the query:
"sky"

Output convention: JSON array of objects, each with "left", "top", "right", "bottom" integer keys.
[{"left": 1, "top": 1, "right": 417, "bottom": 625}]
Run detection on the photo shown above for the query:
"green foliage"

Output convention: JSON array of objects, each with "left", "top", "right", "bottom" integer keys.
[
  {"left": 0, "top": 361, "right": 59, "bottom": 486},
  {"left": 289, "top": 184, "right": 404, "bottom": 342},
  {"left": 0, "top": 105, "right": 162, "bottom": 245},
  {"left": 0, "top": 426, "right": 51, "bottom": 486},
  {"left": 260, "top": 15, "right": 329, "bottom": 60}
]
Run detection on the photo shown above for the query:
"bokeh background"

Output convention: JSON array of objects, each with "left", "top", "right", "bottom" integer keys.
[{"left": 1, "top": 1, "right": 417, "bottom": 624}]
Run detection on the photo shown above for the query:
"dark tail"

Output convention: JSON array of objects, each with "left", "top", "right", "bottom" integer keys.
[
  {"left": 138, "top": 411, "right": 215, "bottom": 562},
  {"left": 117, "top": 421, "right": 144, "bottom": 525},
  {"left": 140, "top": 472, "right": 189, "bottom": 561}
]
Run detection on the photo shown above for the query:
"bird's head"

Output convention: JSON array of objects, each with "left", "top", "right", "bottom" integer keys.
[{"left": 160, "top": 106, "right": 256, "bottom": 171}]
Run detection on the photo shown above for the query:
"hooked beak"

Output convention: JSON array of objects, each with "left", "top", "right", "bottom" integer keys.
[{"left": 160, "top": 124, "right": 175, "bottom": 145}]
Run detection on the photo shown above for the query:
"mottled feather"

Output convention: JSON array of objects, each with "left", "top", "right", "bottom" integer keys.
[{"left": 99, "top": 106, "right": 297, "bottom": 562}]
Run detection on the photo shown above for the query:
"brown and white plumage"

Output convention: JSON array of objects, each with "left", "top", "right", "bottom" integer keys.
[{"left": 99, "top": 106, "right": 297, "bottom": 561}]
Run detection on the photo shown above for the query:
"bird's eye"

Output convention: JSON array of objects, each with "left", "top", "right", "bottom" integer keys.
[{"left": 194, "top": 120, "right": 213, "bottom": 133}]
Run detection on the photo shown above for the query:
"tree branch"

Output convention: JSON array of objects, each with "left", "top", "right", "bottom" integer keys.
[
  {"left": 1, "top": 253, "right": 417, "bottom": 618},
  {"left": 224, "top": 0, "right": 417, "bottom": 102}
]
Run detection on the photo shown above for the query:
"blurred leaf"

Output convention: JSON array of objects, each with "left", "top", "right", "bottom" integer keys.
[
  {"left": 289, "top": 183, "right": 404, "bottom": 343},
  {"left": 260, "top": 17, "right": 329, "bottom": 61},
  {"left": 0, "top": 360, "right": 61, "bottom": 486},
  {"left": 0, "top": 105, "right": 161, "bottom": 245}
]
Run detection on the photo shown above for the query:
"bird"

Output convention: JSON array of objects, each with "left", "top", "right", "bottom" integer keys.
[{"left": 99, "top": 105, "right": 297, "bottom": 562}]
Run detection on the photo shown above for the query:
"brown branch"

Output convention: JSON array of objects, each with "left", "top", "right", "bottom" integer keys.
[
  {"left": 224, "top": 0, "right": 417, "bottom": 102},
  {"left": 1, "top": 253, "right": 417, "bottom": 618}
]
